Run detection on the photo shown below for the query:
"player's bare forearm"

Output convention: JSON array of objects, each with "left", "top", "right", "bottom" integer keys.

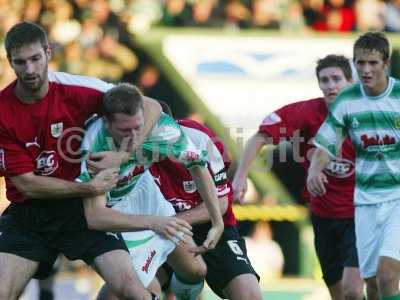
[
  {"left": 234, "top": 133, "right": 267, "bottom": 179},
  {"left": 307, "top": 148, "right": 330, "bottom": 196},
  {"left": 83, "top": 195, "right": 153, "bottom": 232},
  {"left": 177, "top": 195, "right": 228, "bottom": 225},
  {"left": 189, "top": 166, "right": 224, "bottom": 228},
  {"left": 135, "top": 96, "right": 162, "bottom": 149},
  {"left": 10, "top": 172, "right": 106, "bottom": 200},
  {"left": 187, "top": 166, "right": 224, "bottom": 253},
  {"left": 233, "top": 132, "right": 267, "bottom": 201},
  {"left": 309, "top": 148, "right": 331, "bottom": 173},
  {"left": 83, "top": 195, "right": 193, "bottom": 241}
]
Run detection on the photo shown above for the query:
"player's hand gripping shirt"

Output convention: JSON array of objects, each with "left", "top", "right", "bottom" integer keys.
[
  {"left": 315, "top": 77, "right": 400, "bottom": 206},
  {"left": 79, "top": 113, "right": 207, "bottom": 207}
]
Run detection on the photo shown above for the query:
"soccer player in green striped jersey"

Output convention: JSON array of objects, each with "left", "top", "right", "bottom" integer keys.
[
  {"left": 80, "top": 83, "right": 224, "bottom": 300},
  {"left": 309, "top": 32, "right": 400, "bottom": 300}
]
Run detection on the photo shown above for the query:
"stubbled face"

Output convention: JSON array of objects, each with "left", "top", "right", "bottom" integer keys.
[
  {"left": 105, "top": 111, "right": 144, "bottom": 152},
  {"left": 318, "top": 66, "right": 352, "bottom": 105},
  {"left": 354, "top": 49, "right": 389, "bottom": 96},
  {"left": 9, "top": 41, "right": 50, "bottom": 93}
]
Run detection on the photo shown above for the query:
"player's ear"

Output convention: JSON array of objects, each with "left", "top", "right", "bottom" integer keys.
[
  {"left": 45, "top": 44, "right": 51, "bottom": 61},
  {"left": 384, "top": 58, "right": 391, "bottom": 74},
  {"left": 317, "top": 79, "right": 323, "bottom": 90},
  {"left": 103, "top": 116, "right": 111, "bottom": 131}
]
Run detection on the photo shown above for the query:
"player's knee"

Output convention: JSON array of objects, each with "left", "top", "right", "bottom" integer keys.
[
  {"left": 115, "top": 286, "right": 147, "bottom": 300},
  {"left": 191, "top": 259, "right": 207, "bottom": 281},
  {"left": 0, "top": 286, "right": 13, "bottom": 300},
  {"left": 114, "top": 276, "right": 149, "bottom": 300},
  {"left": 366, "top": 278, "right": 378, "bottom": 297},
  {"left": 376, "top": 268, "right": 398, "bottom": 291},
  {"left": 244, "top": 288, "right": 263, "bottom": 300},
  {"left": 180, "top": 260, "right": 207, "bottom": 282},
  {"left": 343, "top": 288, "right": 363, "bottom": 300},
  {"left": 223, "top": 275, "right": 263, "bottom": 300},
  {"left": 343, "top": 279, "right": 363, "bottom": 300}
]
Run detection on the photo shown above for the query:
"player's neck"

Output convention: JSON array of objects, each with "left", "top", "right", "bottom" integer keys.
[{"left": 14, "top": 80, "right": 49, "bottom": 104}]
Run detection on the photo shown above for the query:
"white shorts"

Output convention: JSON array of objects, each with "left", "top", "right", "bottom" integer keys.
[
  {"left": 112, "top": 171, "right": 176, "bottom": 287},
  {"left": 355, "top": 199, "right": 400, "bottom": 278}
]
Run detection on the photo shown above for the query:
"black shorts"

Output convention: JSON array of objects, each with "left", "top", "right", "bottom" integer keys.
[
  {"left": 193, "top": 224, "right": 259, "bottom": 299},
  {"left": 0, "top": 200, "right": 127, "bottom": 279},
  {"left": 311, "top": 213, "right": 358, "bottom": 286}
]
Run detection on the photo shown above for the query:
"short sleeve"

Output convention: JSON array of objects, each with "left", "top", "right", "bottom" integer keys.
[
  {"left": 0, "top": 126, "right": 34, "bottom": 176},
  {"left": 140, "top": 113, "right": 207, "bottom": 169},
  {"left": 77, "top": 118, "right": 105, "bottom": 183},
  {"left": 314, "top": 101, "right": 348, "bottom": 157},
  {"left": 258, "top": 103, "right": 306, "bottom": 144}
]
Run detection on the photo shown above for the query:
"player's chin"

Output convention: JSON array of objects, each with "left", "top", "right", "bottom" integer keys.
[
  {"left": 361, "top": 78, "right": 373, "bottom": 88},
  {"left": 25, "top": 81, "right": 43, "bottom": 92}
]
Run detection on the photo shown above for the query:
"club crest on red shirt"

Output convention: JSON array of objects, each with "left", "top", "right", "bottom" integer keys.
[
  {"left": 183, "top": 180, "right": 197, "bottom": 193},
  {"left": 50, "top": 122, "right": 63, "bottom": 138}
]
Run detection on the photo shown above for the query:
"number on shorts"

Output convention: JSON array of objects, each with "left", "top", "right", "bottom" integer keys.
[{"left": 227, "top": 240, "right": 243, "bottom": 256}]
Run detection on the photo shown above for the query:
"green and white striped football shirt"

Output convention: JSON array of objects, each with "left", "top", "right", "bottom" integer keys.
[
  {"left": 315, "top": 77, "right": 400, "bottom": 205},
  {"left": 79, "top": 112, "right": 207, "bottom": 206}
]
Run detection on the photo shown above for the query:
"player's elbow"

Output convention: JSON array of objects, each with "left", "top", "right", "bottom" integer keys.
[
  {"left": 85, "top": 214, "right": 97, "bottom": 230},
  {"left": 11, "top": 173, "right": 44, "bottom": 199},
  {"left": 20, "top": 188, "right": 38, "bottom": 199},
  {"left": 86, "top": 216, "right": 103, "bottom": 231},
  {"left": 219, "top": 196, "right": 228, "bottom": 215},
  {"left": 18, "top": 183, "right": 44, "bottom": 199},
  {"left": 190, "top": 164, "right": 203, "bottom": 173}
]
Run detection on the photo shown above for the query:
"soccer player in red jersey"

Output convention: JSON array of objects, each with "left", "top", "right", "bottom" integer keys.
[
  {"left": 0, "top": 21, "right": 163, "bottom": 300},
  {"left": 150, "top": 119, "right": 263, "bottom": 300},
  {"left": 233, "top": 55, "right": 367, "bottom": 300}
]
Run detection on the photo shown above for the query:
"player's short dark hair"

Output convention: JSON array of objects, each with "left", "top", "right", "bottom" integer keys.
[
  {"left": 5, "top": 21, "right": 48, "bottom": 58},
  {"left": 316, "top": 54, "right": 352, "bottom": 81},
  {"left": 353, "top": 32, "right": 390, "bottom": 62},
  {"left": 102, "top": 83, "right": 144, "bottom": 122}
]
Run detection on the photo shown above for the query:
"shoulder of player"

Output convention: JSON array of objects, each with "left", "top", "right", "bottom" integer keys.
[
  {"left": 178, "top": 121, "right": 219, "bottom": 148},
  {"left": 177, "top": 119, "right": 228, "bottom": 159},
  {"left": 275, "top": 97, "right": 324, "bottom": 117},
  {"left": 81, "top": 117, "right": 107, "bottom": 152},
  {"left": 294, "top": 97, "right": 325, "bottom": 109},
  {"left": 48, "top": 71, "right": 113, "bottom": 94},
  {"left": 0, "top": 83, "right": 17, "bottom": 127},
  {"left": 83, "top": 117, "right": 105, "bottom": 143},
  {"left": 177, "top": 119, "right": 215, "bottom": 137},
  {"left": 330, "top": 83, "right": 362, "bottom": 112},
  {"left": 336, "top": 83, "right": 362, "bottom": 102},
  {"left": 147, "top": 113, "right": 182, "bottom": 142},
  {"left": 0, "top": 80, "right": 16, "bottom": 104},
  {"left": 390, "top": 77, "right": 400, "bottom": 97},
  {"left": 84, "top": 116, "right": 103, "bottom": 131}
]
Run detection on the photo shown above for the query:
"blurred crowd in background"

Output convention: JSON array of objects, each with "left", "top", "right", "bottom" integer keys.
[{"left": 1, "top": 0, "right": 400, "bottom": 89}]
